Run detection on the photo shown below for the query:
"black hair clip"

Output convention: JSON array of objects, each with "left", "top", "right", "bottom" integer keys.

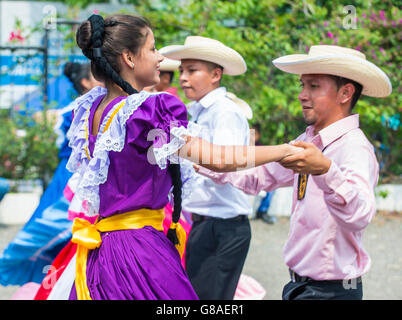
[{"left": 93, "top": 47, "right": 102, "bottom": 58}]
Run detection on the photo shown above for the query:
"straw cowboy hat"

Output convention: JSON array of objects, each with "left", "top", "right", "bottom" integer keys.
[
  {"left": 272, "top": 45, "right": 392, "bottom": 97},
  {"left": 159, "top": 36, "right": 247, "bottom": 76},
  {"left": 226, "top": 92, "right": 253, "bottom": 120},
  {"left": 159, "top": 57, "right": 180, "bottom": 72}
]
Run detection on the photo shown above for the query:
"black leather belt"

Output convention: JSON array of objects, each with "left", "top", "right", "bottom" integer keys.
[
  {"left": 289, "top": 269, "right": 362, "bottom": 284},
  {"left": 191, "top": 213, "right": 248, "bottom": 223}
]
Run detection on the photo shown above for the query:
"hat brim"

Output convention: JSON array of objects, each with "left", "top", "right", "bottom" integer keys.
[
  {"left": 160, "top": 45, "right": 247, "bottom": 76},
  {"left": 159, "top": 57, "right": 180, "bottom": 72},
  {"left": 226, "top": 92, "right": 253, "bottom": 120},
  {"left": 272, "top": 54, "right": 392, "bottom": 97}
]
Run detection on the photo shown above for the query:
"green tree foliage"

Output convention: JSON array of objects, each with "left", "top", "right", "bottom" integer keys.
[
  {"left": 0, "top": 109, "right": 59, "bottom": 190},
  {"left": 4, "top": 0, "right": 401, "bottom": 180},
  {"left": 136, "top": 0, "right": 400, "bottom": 180}
]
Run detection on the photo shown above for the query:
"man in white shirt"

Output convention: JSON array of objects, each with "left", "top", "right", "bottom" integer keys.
[{"left": 161, "top": 36, "right": 252, "bottom": 299}]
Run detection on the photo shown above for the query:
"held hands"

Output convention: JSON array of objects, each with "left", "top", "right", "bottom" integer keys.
[
  {"left": 190, "top": 140, "right": 329, "bottom": 175},
  {"left": 280, "top": 141, "right": 331, "bottom": 175},
  {"left": 283, "top": 144, "right": 304, "bottom": 158}
]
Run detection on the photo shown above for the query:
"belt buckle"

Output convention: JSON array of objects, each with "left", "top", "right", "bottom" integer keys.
[
  {"left": 289, "top": 269, "right": 309, "bottom": 282},
  {"left": 289, "top": 269, "right": 296, "bottom": 282}
]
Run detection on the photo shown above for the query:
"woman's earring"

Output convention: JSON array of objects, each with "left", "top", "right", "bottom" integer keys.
[{"left": 131, "top": 62, "right": 135, "bottom": 69}]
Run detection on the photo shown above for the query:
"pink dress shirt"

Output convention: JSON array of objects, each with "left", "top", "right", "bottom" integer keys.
[{"left": 197, "top": 114, "right": 379, "bottom": 280}]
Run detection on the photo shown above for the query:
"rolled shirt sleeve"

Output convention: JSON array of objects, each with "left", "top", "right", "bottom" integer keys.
[
  {"left": 197, "top": 162, "right": 294, "bottom": 195},
  {"left": 312, "top": 143, "right": 379, "bottom": 232}
]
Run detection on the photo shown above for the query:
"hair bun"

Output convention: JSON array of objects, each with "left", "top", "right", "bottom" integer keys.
[{"left": 76, "top": 20, "right": 92, "bottom": 51}]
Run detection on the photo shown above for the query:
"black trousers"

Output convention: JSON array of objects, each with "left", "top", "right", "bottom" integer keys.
[
  {"left": 282, "top": 279, "right": 363, "bottom": 300},
  {"left": 185, "top": 215, "right": 251, "bottom": 300}
]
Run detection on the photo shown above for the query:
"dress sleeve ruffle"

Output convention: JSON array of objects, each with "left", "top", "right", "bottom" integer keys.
[
  {"left": 125, "top": 92, "right": 202, "bottom": 168},
  {"left": 126, "top": 93, "right": 202, "bottom": 199}
]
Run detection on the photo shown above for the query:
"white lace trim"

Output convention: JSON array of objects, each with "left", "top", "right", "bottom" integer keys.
[
  {"left": 153, "top": 121, "right": 202, "bottom": 200},
  {"left": 66, "top": 86, "right": 107, "bottom": 173},
  {"left": 153, "top": 121, "right": 202, "bottom": 169},
  {"left": 66, "top": 88, "right": 152, "bottom": 216}
]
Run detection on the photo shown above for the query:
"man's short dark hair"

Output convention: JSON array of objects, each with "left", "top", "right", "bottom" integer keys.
[
  {"left": 253, "top": 122, "right": 261, "bottom": 133},
  {"left": 329, "top": 75, "right": 363, "bottom": 110},
  {"left": 160, "top": 71, "right": 174, "bottom": 84},
  {"left": 204, "top": 61, "right": 224, "bottom": 83}
]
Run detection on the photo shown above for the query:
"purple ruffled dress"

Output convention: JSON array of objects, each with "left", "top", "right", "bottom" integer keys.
[{"left": 66, "top": 87, "right": 198, "bottom": 300}]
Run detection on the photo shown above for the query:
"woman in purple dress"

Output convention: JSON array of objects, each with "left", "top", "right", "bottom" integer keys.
[{"left": 67, "top": 14, "right": 299, "bottom": 300}]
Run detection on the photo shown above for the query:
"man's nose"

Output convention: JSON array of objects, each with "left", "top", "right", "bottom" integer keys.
[
  {"left": 298, "top": 87, "right": 308, "bottom": 101},
  {"left": 179, "top": 71, "right": 187, "bottom": 82}
]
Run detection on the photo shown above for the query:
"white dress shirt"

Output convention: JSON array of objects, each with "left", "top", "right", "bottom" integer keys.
[{"left": 182, "top": 87, "right": 252, "bottom": 218}]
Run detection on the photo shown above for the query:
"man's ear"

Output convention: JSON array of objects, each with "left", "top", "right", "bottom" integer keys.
[
  {"left": 211, "top": 67, "right": 223, "bottom": 86},
  {"left": 338, "top": 82, "right": 355, "bottom": 105}
]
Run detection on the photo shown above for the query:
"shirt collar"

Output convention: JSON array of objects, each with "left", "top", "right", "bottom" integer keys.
[
  {"left": 198, "top": 87, "right": 227, "bottom": 108},
  {"left": 306, "top": 114, "right": 360, "bottom": 148},
  {"left": 188, "top": 87, "right": 227, "bottom": 117}
]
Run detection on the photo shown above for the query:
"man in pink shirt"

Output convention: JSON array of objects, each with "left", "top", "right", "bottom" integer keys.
[{"left": 197, "top": 45, "right": 392, "bottom": 300}]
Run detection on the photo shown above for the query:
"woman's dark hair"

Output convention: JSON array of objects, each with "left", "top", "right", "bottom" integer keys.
[
  {"left": 166, "top": 163, "right": 182, "bottom": 247},
  {"left": 76, "top": 14, "right": 183, "bottom": 247},
  {"left": 63, "top": 62, "right": 91, "bottom": 95},
  {"left": 76, "top": 14, "right": 150, "bottom": 94}
]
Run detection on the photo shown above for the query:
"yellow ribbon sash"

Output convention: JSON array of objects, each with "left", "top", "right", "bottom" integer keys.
[
  {"left": 167, "top": 222, "right": 187, "bottom": 258},
  {"left": 71, "top": 208, "right": 187, "bottom": 300}
]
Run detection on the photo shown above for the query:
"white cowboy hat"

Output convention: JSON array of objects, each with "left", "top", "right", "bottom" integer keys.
[
  {"left": 272, "top": 45, "right": 392, "bottom": 97},
  {"left": 159, "top": 36, "right": 247, "bottom": 76},
  {"left": 159, "top": 57, "right": 180, "bottom": 72},
  {"left": 226, "top": 92, "right": 253, "bottom": 120}
]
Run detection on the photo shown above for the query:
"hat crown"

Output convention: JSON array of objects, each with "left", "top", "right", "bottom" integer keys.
[
  {"left": 184, "top": 36, "right": 226, "bottom": 47},
  {"left": 161, "top": 36, "right": 247, "bottom": 75},
  {"left": 273, "top": 45, "right": 392, "bottom": 97},
  {"left": 309, "top": 45, "right": 366, "bottom": 60}
]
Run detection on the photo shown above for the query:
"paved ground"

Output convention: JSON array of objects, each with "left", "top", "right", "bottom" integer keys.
[
  {"left": 242, "top": 211, "right": 402, "bottom": 300},
  {"left": 0, "top": 211, "right": 401, "bottom": 300},
  {"left": 0, "top": 223, "right": 22, "bottom": 300}
]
